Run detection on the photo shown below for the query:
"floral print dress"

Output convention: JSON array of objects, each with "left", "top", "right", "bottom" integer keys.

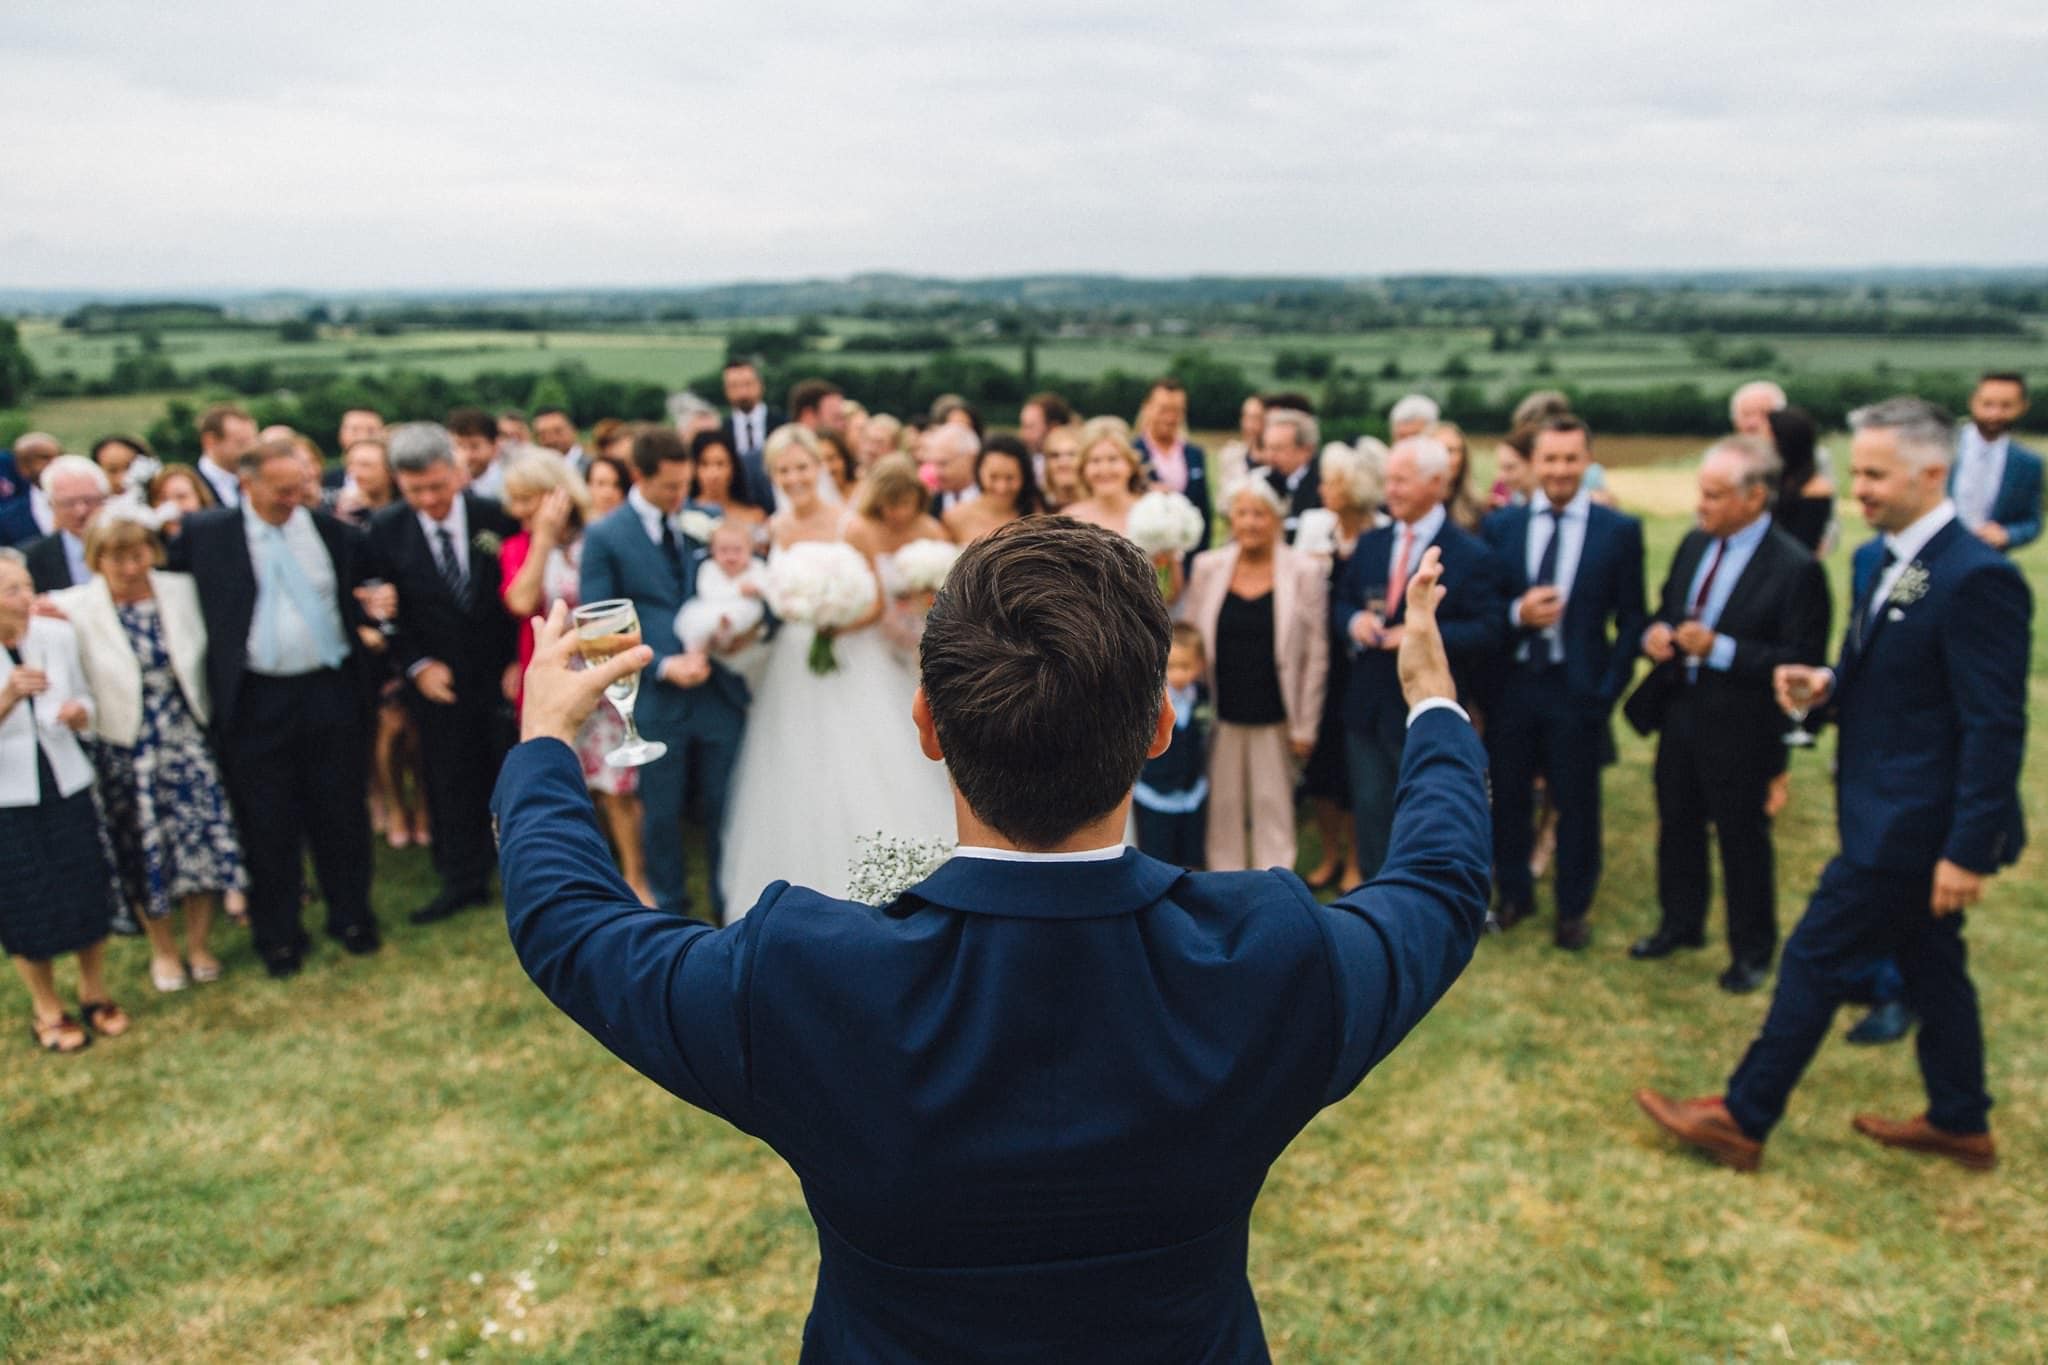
[{"left": 92, "top": 600, "right": 247, "bottom": 918}]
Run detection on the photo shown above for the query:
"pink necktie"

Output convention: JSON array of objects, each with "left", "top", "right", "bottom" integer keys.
[{"left": 1388, "top": 526, "right": 1414, "bottom": 609}]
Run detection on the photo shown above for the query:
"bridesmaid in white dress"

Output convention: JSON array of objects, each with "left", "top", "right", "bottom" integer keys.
[{"left": 719, "top": 432, "right": 959, "bottom": 913}]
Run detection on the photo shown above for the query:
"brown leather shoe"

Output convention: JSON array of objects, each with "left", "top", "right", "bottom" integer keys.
[
  {"left": 1634, "top": 1090, "right": 1763, "bottom": 1171},
  {"left": 1851, "top": 1112, "right": 1996, "bottom": 1171}
]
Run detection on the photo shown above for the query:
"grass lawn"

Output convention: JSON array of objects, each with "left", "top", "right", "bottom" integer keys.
[{"left": 4, "top": 486, "right": 2046, "bottom": 1362}]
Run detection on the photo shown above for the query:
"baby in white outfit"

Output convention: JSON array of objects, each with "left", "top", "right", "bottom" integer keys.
[{"left": 675, "top": 521, "right": 767, "bottom": 652}]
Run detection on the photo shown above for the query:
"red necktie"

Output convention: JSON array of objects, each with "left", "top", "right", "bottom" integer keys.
[{"left": 1690, "top": 538, "right": 1726, "bottom": 619}]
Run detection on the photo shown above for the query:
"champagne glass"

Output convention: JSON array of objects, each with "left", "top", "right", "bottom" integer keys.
[
  {"left": 1782, "top": 669, "right": 1818, "bottom": 748},
  {"left": 573, "top": 599, "right": 667, "bottom": 767},
  {"left": 1365, "top": 593, "right": 1387, "bottom": 647},
  {"left": 358, "top": 577, "right": 396, "bottom": 638}
]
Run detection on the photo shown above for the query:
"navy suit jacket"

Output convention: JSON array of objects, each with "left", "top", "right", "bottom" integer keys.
[
  {"left": 577, "top": 501, "right": 747, "bottom": 739},
  {"left": 1483, "top": 501, "right": 1648, "bottom": 710},
  {"left": 1135, "top": 434, "right": 1212, "bottom": 552},
  {"left": 726, "top": 404, "right": 787, "bottom": 509},
  {"left": 1330, "top": 520, "right": 1505, "bottom": 745},
  {"left": 1948, "top": 433, "right": 2044, "bottom": 551},
  {"left": 0, "top": 451, "right": 41, "bottom": 548},
  {"left": 492, "top": 707, "right": 1491, "bottom": 1362},
  {"left": 1822, "top": 520, "right": 2030, "bottom": 874}
]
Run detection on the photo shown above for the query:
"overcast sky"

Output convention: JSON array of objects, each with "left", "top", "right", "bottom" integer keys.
[{"left": 4, "top": 1, "right": 2045, "bottom": 291}]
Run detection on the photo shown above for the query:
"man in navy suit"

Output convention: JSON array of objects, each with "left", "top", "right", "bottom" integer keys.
[
  {"left": 720, "top": 357, "right": 785, "bottom": 509},
  {"left": 1258, "top": 407, "right": 1323, "bottom": 543},
  {"left": 0, "top": 432, "right": 59, "bottom": 548},
  {"left": 1482, "top": 414, "right": 1648, "bottom": 949},
  {"left": 579, "top": 427, "right": 750, "bottom": 922},
  {"left": 1949, "top": 371, "right": 2042, "bottom": 552},
  {"left": 1332, "top": 433, "right": 1505, "bottom": 879},
  {"left": 1133, "top": 377, "right": 1213, "bottom": 551},
  {"left": 1638, "top": 397, "right": 2030, "bottom": 1173},
  {"left": 494, "top": 520, "right": 1492, "bottom": 1362}
]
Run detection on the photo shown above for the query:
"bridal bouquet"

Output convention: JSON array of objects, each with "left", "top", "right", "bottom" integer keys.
[
  {"left": 675, "top": 508, "right": 720, "bottom": 544},
  {"left": 764, "top": 541, "right": 878, "bottom": 675},
  {"left": 891, "top": 538, "right": 960, "bottom": 596},
  {"left": 1126, "top": 490, "right": 1205, "bottom": 559},
  {"left": 846, "top": 833, "right": 955, "bottom": 906}
]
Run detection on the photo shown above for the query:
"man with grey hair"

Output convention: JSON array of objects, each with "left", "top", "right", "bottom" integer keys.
[
  {"left": 1332, "top": 434, "right": 1505, "bottom": 878},
  {"left": 1638, "top": 396, "right": 2030, "bottom": 1173},
  {"left": 1624, "top": 435, "right": 1831, "bottom": 994},
  {"left": 1259, "top": 408, "right": 1323, "bottom": 541},
  {"left": 0, "top": 431, "right": 61, "bottom": 546},
  {"left": 1729, "top": 381, "right": 1788, "bottom": 438},
  {"left": 26, "top": 455, "right": 110, "bottom": 592},
  {"left": 1388, "top": 394, "right": 1441, "bottom": 442},
  {"left": 366, "top": 422, "right": 520, "bottom": 927},
  {"left": 930, "top": 423, "right": 982, "bottom": 517}
]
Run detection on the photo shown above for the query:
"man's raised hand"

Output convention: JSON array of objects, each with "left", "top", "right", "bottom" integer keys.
[
  {"left": 1397, "top": 545, "right": 1456, "bottom": 710},
  {"left": 521, "top": 601, "right": 652, "bottom": 747}
]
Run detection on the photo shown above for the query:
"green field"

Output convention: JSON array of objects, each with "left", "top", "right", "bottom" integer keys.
[{"left": 4, "top": 474, "right": 2046, "bottom": 1362}]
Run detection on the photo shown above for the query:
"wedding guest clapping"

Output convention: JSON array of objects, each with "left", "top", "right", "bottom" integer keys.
[
  {"left": 52, "top": 510, "right": 244, "bottom": 992},
  {"left": 0, "top": 549, "right": 127, "bottom": 1053},
  {"left": 943, "top": 435, "right": 1045, "bottom": 543},
  {"left": 1183, "top": 479, "right": 1329, "bottom": 872}
]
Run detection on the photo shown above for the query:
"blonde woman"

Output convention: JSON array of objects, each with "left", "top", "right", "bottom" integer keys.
[
  {"left": 848, "top": 453, "right": 954, "bottom": 660},
  {"left": 1038, "top": 422, "right": 1086, "bottom": 510},
  {"left": 1065, "top": 416, "right": 1185, "bottom": 599},
  {"left": 52, "top": 510, "right": 243, "bottom": 991}
]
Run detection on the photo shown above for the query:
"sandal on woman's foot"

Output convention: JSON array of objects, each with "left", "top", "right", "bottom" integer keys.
[
  {"left": 30, "top": 1013, "right": 91, "bottom": 1053},
  {"left": 79, "top": 999, "right": 131, "bottom": 1037},
  {"left": 150, "top": 959, "right": 189, "bottom": 993},
  {"left": 188, "top": 956, "right": 223, "bottom": 983}
]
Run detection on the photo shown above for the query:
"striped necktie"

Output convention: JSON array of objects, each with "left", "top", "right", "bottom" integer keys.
[{"left": 436, "top": 525, "right": 468, "bottom": 604}]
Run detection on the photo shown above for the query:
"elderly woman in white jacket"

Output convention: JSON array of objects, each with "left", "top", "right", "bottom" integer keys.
[
  {"left": 52, "top": 508, "right": 244, "bottom": 993},
  {"left": 0, "top": 548, "right": 127, "bottom": 1053}
]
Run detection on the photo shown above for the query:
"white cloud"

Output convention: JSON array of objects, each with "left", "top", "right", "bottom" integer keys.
[{"left": 2, "top": 0, "right": 2044, "bottom": 289}]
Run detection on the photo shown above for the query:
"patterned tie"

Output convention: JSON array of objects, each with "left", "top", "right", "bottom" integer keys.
[{"left": 436, "top": 525, "right": 468, "bottom": 605}]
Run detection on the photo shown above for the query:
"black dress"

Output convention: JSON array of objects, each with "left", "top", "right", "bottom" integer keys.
[
  {"left": 1213, "top": 592, "right": 1286, "bottom": 726},
  {"left": 1777, "top": 496, "right": 1833, "bottom": 556},
  {"left": 0, "top": 644, "right": 119, "bottom": 961}
]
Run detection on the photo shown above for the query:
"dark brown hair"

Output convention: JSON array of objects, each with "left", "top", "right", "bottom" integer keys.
[
  {"left": 445, "top": 407, "right": 496, "bottom": 441},
  {"left": 198, "top": 403, "right": 251, "bottom": 440},
  {"left": 786, "top": 378, "right": 843, "bottom": 421},
  {"left": 1024, "top": 391, "right": 1074, "bottom": 427},
  {"left": 631, "top": 427, "right": 691, "bottom": 479},
  {"left": 920, "top": 518, "right": 1170, "bottom": 848}
]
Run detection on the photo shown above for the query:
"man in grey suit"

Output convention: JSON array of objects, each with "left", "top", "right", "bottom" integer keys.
[{"left": 579, "top": 428, "right": 752, "bottom": 921}]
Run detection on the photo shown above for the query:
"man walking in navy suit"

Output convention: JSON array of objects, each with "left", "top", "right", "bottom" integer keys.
[
  {"left": 494, "top": 519, "right": 1492, "bottom": 1362},
  {"left": 1950, "top": 371, "right": 2042, "bottom": 552},
  {"left": 1638, "top": 397, "right": 2031, "bottom": 1172},
  {"left": 1483, "top": 415, "right": 1648, "bottom": 949},
  {"left": 1332, "top": 433, "right": 1505, "bottom": 879},
  {"left": 579, "top": 427, "right": 750, "bottom": 922}
]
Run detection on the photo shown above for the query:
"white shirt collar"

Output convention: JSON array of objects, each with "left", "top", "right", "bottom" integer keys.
[
  {"left": 1884, "top": 499, "right": 1956, "bottom": 563},
  {"left": 628, "top": 485, "right": 673, "bottom": 535},
  {"left": 1395, "top": 503, "right": 1446, "bottom": 545},
  {"left": 416, "top": 494, "right": 468, "bottom": 542},
  {"left": 1532, "top": 487, "right": 1591, "bottom": 520},
  {"left": 951, "top": 843, "right": 1127, "bottom": 864}
]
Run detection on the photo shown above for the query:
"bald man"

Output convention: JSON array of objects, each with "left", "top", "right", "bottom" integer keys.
[{"left": 0, "top": 432, "right": 61, "bottom": 547}]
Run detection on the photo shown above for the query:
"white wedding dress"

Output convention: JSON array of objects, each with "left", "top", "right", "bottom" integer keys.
[{"left": 719, "top": 544, "right": 958, "bottom": 913}]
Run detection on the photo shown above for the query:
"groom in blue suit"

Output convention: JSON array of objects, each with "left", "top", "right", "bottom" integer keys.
[
  {"left": 494, "top": 519, "right": 1493, "bottom": 1362},
  {"left": 579, "top": 428, "right": 751, "bottom": 922},
  {"left": 1638, "top": 397, "right": 2031, "bottom": 1173}
]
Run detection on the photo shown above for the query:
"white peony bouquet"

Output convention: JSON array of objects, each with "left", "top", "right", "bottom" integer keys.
[
  {"left": 1126, "top": 490, "right": 1206, "bottom": 558},
  {"left": 846, "top": 833, "right": 955, "bottom": 906},
  {"left": 764, "top": 541, "right": 878, "bottom": 675},
  {"left": 675, "top": 508, "right": 720, "bottom": 544},
  {"left": 891, "top": 538, "right": 960, "bottom": 596}
]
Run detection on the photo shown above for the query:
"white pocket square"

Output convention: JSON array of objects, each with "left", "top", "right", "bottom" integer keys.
[{"left": 1887, "top": 607, "right": 1905, "bottom": 621}]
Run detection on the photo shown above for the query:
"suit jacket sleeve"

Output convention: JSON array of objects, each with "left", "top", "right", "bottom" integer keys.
[
  {"left": 492, "top": 739, "right": 758, "bottom": 1128},
  {"left": 1312, "top": 707, "right": 1491, "bottom": 1107},
  {"left": 580, "top": 524, "right": 622, "bottom": 619},
  {"left": 1937, "top": 562, "right": 2031, "bottom": 872},
  {"left": 2002, "top": 450, "right": 2042, "bottom": 550},
  {"left": 1600, "top": 518, "right": 1650, "bottom": 702}
]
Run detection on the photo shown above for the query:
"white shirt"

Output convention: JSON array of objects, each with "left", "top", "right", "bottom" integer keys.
[
  {"left": 60, "top": 531, "right": 87, "bottom": 587},
  {"left": 733, "top": 406, "right": 768, "bottom": 456},
  {"left": 629, "top": 485, "right": 676, "bottom": 547},
  {"left": 563, "top": 445, "right": 588, "bottom": 477},
  {"left": 198, "top": 456, "right": 241, "bottom": 509},
  {"left": 416, "top": 496, "right": 471, "bottom": 578},
  {"left": 29, "top": 486, "right": 54, "bottom": 537},
  {"left": 1954, "top": 424, "right": 2007, "bottom": 531},
  {"left": 1513, "top": 488, "right": 1592, "bottom": 663},
  {"left": 470, "top": 458, "right": 506, "bottom": 500},
  {"left": 1385, "top": 504, "right": 1446, "bottom": 586},
  {"left": 1869, "top": 500, "right": 1956, "bottom": 622},
  {"left": 242, "top": 503, "right": 341, "bottom": 677}
]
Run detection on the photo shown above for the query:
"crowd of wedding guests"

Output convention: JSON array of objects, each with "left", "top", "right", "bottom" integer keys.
[{"left": 0, "top": 362, "right": 2037, "bottom": 1058}]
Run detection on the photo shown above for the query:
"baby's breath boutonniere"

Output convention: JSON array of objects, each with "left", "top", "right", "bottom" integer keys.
[
  {"left": 847, "top": 833, "right": 955, "bottom": 907},
  {"left": 472, "top": 530, "right": 503, "bottom": 558},
  {"left": 1887, "top": 562, "right": 1929, "bottom": 608}
]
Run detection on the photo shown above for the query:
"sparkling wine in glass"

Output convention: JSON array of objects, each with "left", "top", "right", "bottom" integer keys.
[
  {"left": 573, "top": 599, "right": 667, "bottom": 767},
  {"left": 1782, "top": 669, "right": 1818, "bottom": 748}
]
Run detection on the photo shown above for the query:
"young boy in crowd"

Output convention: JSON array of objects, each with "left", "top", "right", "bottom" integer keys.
[{"left": 1133, "top": 622, "right": 1210, "bottom": 868}]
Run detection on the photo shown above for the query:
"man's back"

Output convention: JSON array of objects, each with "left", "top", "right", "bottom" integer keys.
[{"left": 494, "top": 707, "right": 1489, "bottom": 1362}]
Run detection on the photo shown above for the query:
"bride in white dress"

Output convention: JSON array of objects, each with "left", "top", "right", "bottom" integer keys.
[{"left": 720, "top": 437, "right": 959, "bottom": 913}]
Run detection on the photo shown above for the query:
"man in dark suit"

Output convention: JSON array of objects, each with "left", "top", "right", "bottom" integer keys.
[
  {"left": 0, "top": 432, "right": 60, "bottom": 548},
  {"left": 1625, "top": 437, "right": 1831, "bottom": 991},
  {"left": 494, "top": 521, "right": 1490, "bottom": 1361},
  {"left": 1133, "top": 377, "right": 1212, "bottom": 550},
  {"left": 721, "top": 357, "right": 785, "bottom": 508},
  {"left": 580, "top": 427, "right": 750, "bottom": 922},
  {"left": 168, "top": 436, "right": 385, "bottom": 975},
  {"left": 25, "top": 455, "right": 109, "bottom": 593},
  {"left": 1483, "top": 414, "right": 1648, "bottom": 949},
  {"left": 1949, "top": 371, "right": 2042, "bottom": 552},
  {"left": 1639, "top": 397, "right": 2030, "bottom": 1173},
  {"left": 1258, "top": 406, "right": 1323, "bottom": 542},
  {"left": 1332, "top": 433, "right": 1505, "bottom": 879},
  {"left": 365, "top": 422, "right": 518, "bottom": 926}
]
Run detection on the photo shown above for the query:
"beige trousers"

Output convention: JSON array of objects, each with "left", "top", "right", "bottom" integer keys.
[{"left": 1205, "top": 721, "right": 1298, "bottom": 872}]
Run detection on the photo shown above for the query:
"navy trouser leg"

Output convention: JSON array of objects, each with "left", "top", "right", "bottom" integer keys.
[
  {"left": 1486, "top": 685, "right": 1542, "bottom": 911},
  {"left": 1897, "top": 911, "right": 1991, "bottom": 1134},
  {"left": 639, "top": 745, "right": 690, "bottom": 917},
  {"left": 1344, "top": 727, "right": 1400, "bottom": 880}
]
